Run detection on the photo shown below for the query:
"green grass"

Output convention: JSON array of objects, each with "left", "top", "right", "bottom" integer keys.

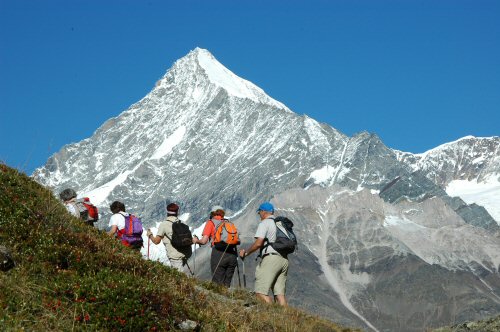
[{"left": 0, "top": 163, "right": 358, "bottom": 331}]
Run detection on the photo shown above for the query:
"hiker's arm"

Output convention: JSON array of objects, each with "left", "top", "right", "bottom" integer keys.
[
  {"left": 193, "top": 235, "right": 209, "bottom": 245},
  {"left": 149, "top": 235, "right": 162, "bottom": 245},
  {"left": 239, "top": 237, "right": 265, "bottom": 258},
  {"left": 108, "top": 225, "right": 118, "bottom": 237},
  {"left": 147, "top": 229, "right": 162, "bottom": 245}
]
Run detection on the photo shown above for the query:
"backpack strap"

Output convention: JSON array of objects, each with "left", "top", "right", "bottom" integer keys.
[
  {"left": 259, "top": 217, "right": 275, "bottom": 258},
  {"left": 163, "top": 217, "right": 180, "bottom": 242},
  {"left": 210, "top": 218, "right": 223, "bottom": 246},
  {"left": 126, "top": 214, "right": 135, "bottom": 235}
]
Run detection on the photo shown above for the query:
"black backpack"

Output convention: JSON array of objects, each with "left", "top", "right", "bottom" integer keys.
[
  {"left": 170, "top": 219, "right": 193, "bottom": 250},
  {"left": 269, "top": 216, "right": 297, "bottom": 257}
]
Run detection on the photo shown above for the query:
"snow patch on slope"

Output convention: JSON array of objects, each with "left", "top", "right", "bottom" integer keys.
[
  {"left": 308, "top": 166, "right": 336, "bottom": 185},
  {"left": 446, "top": 175, "right": 500, "bottom": 224},
  {"left": 150, "top": 126, "right": 186, "bottom": 160},
  {"left": 82, "top": 170, "right": 134, "bottom": 205}
]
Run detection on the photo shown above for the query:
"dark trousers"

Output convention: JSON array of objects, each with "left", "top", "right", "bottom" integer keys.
[{"left": 210, "top": 247, "right": 237, "bottom": 287}]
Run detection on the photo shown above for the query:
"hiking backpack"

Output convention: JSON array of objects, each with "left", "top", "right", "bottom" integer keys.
[
  {"left": 269, "top": 216, "right": 297, "bottom": 257},
  {"left": 170, "top": 219, "right": 193, "bottom": 250},
  {"left": 72, "top": 201, "right": 89, "bottom": 221},
  {"left": 121, "top": 214, "right": 144, "bottom": 247},
  {"left": 212, "top": 219, "right": 240, "bottom": 249},
  {"left": 81, "top": 198, "right": 99, "bottom": 222}
]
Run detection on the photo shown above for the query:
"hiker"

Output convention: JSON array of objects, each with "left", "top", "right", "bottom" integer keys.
[
  {"left": 147, "top": 203, "right": 192, "bottom": 273},
  {"left": 81, "top": 197, "right": 99, "bottom": 226},
  {"left": 59, "top": 188, "right": 99, "bottom": 226},
  {"left": 239, "top": 202, "right": 289, "bottom": 306},
  {"left": 108, "top": 200, "right": 143, "bottom": 250},
  {"left": 59, "top": 188, "right": 80, "bottom": 218},
  {"left": 192, "top": 206, "right": 238, "bottom": 287}
]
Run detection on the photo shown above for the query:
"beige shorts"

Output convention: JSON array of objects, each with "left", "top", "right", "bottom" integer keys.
[
  {"left": 169, "top": 258, "right": 185, "bottom": 272},
  {"left": 254, "top": 254, "right": 289, "bottom": 296}
]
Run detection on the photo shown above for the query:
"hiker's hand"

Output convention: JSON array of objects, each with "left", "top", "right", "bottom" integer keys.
[
  {"left": 192, "top": 236, "right": 198, "bottom": 244},
  {"left": 146, "top": 229, "right": 152, "bottom": 237},
  {"left": 239, "top": 249, "right": 247, "bottom": 259}
]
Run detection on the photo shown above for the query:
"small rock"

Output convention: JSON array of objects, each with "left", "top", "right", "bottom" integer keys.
[
  {"left": 178, "top": 319, "right": 199, "bottom": 331},
  {"left": 0, "top": 245, "right": 15, "bottom": 272}
]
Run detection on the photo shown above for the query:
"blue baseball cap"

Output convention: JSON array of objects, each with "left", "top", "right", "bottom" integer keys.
[{"left": 257, "top": 202, "right": 274, "bottom": 213}]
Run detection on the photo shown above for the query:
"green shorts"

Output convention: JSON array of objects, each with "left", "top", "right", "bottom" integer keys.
[{"left": 254, "top": 254, "right": 288, "bottom": 296}]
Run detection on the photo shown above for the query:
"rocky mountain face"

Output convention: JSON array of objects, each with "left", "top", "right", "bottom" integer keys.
[
  {"left": 33, "top": 48, "right": 500, "bottom": 331},
  {"left": 395, "top": 136, "right": 500, "bottom": 187},
  {"left": 268, "top": 186, "right": 500, "bottom": 332},
  {"left": 33, "top": 48, "right": 350, "bottom": 225}
]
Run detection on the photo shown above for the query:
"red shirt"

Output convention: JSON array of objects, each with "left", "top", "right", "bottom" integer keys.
[{"left": 202, "top": 216, "right": 223, "bottom": 246}]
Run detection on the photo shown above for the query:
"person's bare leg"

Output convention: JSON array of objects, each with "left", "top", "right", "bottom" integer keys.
[
  {"left": 274, "top": 295, "right": 287, "bottom": 306},
  {"left": 256, "top": 293, "right": 272, "bottom": 304}
]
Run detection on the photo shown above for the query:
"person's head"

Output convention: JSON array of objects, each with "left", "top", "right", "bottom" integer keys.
[
  {"left": 256, "top": 202, "right": 274, "bottom": 220},
  {"left": 166, "top": 203, "right": 179, "bottom": 216},
  {"left": 110, "top": 201, "right": 126, "bottom": 214},
  {"left": 59, "top": 188, "right": 77, "bottom": 202},
  {"left": 210, "top": 205, "right": 224, "bottom": 218},
  {"left": 213, "top": 209, "right": 225, "bottom": 218}
]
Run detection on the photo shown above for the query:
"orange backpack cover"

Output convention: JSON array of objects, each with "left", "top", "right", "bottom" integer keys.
[{"left": 212, "top": 219, "right": 239, "bottom": 248}]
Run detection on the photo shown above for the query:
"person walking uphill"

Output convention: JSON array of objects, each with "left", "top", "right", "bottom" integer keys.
[
  {"left": 193, "top": 206, "right": 239, "bottom": 287},
  {"left": 59, "top": 188, "right": 99, "bottom": 227},
  {"left": 59, "top": 188, "right": 80, "bottom": 218},
  {"left": 239, "top": 202, "right": 289, "bottom": 306},
  {"left": 147, "top": 203, "right": 192, "bottom": 273},
  {"left": 108, "top": 201, "right": 143, "bottom": 250}
]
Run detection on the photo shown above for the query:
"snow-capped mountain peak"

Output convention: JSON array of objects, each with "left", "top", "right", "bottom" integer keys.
[{"left": 154, "top": 47, "right": 290, "bottom": 111}]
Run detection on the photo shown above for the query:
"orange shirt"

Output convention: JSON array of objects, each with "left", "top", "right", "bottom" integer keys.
[{"left": 202, "top": 216, "right": 223, "bottom": 246}]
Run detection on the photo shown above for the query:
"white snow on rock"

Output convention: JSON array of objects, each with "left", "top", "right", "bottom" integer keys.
[
  {"left": 82, "top": 170, "right": 134, "bottom": 205},
  {"left": 446, "top": 175, "right": 500, "bottom": 224},
  {"left": 414, "top": 135, "right": 478, "bottom": 158},
  {"left": 304, "top": 116, "right": 330, "bottom": 150},
  {"left": 308, "top": 165, "right": 336, "bottom": 185},
  {"left": 195, "top": 48, "right": 289, "bottom": 111},
  {"left": 150, "top": 126, "right": 186, "bottom": 160}
]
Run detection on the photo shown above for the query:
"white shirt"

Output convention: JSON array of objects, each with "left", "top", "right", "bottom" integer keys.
[
  {"left": 64, "top": 200, "right": 80, "bottom": 217},
  {"left": 108, "top": 212, "right": 129, "bottom": 231}
]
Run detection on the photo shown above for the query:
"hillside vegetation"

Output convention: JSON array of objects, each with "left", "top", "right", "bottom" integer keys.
[{"left": 0, "top": 164, "right": 356, "bottom": 331}]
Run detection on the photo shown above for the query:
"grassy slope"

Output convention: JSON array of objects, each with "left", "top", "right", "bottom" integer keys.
[
  {"left": 431, "top": 315, "right": 500, "bottom": 332},
  {"left": 0, "top": 164, "right": 357, "bottom": 331}
]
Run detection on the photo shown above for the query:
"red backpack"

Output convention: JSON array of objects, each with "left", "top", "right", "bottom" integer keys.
[{"left": 81, "top": 197, "right": 99, "bottom": 222}]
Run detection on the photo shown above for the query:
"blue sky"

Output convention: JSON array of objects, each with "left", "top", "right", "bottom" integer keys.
[{"left": 1, "top": 0, "right": 499, "bottom": 174}]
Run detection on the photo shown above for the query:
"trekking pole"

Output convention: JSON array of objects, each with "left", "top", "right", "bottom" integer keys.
[
  {"left": 212, "top": 243, "right": 229, "bottom": 279},
  {"left": 242, "top": 257, "right": 247, "bottom": 288},
  {"left": 147, "top": 238, "right": 150, "bottom": 259},
  {"left": 235, "top": 256, "right": 242, "bottom": 288},
  {"left": 193, "top": 243, "right": 196, "bottom": 277},
  {"left": 185, "top": 260, "right": 194, "bottom": 277}
]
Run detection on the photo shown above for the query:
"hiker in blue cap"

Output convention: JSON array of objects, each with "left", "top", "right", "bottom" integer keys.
[{"left": 239, "top": 201, "right": 289, "bottom": 306}]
